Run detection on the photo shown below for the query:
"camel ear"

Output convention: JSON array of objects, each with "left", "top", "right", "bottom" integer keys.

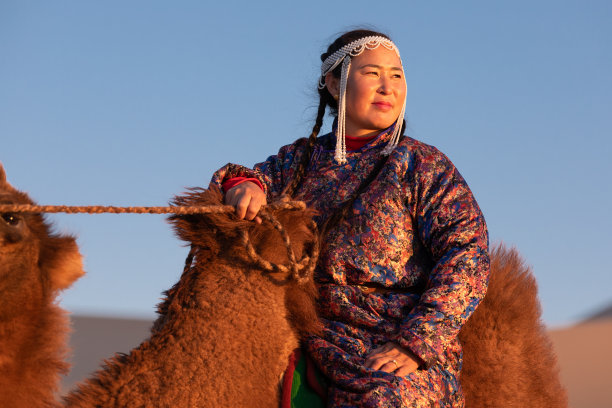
[
  {"left": 0, "top": 162, "right": 6, "bottom": 186},
  {"left": 42, "top": 236, "right": 85, "bottom": 291}
]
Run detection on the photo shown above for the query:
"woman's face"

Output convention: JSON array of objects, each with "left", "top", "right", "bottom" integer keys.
[{"left": 327, "top": 46, "right": 406, "bottom": 138}]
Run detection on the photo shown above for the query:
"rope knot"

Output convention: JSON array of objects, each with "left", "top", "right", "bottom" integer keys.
[{"left": 241, "top": 210, "right": 319, "bottom": 284}]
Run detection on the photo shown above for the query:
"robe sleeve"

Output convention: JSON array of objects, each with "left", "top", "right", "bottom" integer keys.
[
  {"left": 396, "top": 148, "right": 490, "bottom": 369},
  {"left": 209, "top": 138, "right": 310, "bottom": 199}
]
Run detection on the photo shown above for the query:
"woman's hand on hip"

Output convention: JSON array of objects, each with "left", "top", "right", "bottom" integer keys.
[
  {"left": 224, "top": 181, "right": 267, "bottom": 223},
  {"left": 364, "top": 342, "right": 421, "bottom": 377}
]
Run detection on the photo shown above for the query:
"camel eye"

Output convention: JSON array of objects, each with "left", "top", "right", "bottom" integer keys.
[{"left": 1, "top": 213, "right": 21, "bottom": 226}]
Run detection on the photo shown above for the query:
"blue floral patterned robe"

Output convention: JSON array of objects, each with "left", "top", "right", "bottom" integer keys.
[{"left": 211, "top": 128, "right": 490, "bottom": 407}]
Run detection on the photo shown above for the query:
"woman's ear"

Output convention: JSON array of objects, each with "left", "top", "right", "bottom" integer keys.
[{"left": 325, "top": 72, "right": 340, "bottom": 100}]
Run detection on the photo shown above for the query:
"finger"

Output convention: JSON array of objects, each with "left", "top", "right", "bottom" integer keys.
[
  {"left": 244, "top": 196, "right": 264, "bottom": 221},
  {"left": 364, "top": 355, "right": 384, "bottom": 369},
  {"left": 224, "top": 188, "right": 237, "bottom": 205},
  {"left": 363, "top": 357, "right": 383, "bottom": 371},
  {"left": 225, "top": 185, "right": 247, "bottom": 208},
  {"left": 364, "top": 346, "right": 396, "bottom": 367},
  {"left": 380, "top": 360, "right": 400, "bottom": 374},
  {"left": 386, "top": 354, "right": 420, "bottom": 376},
  {"left": 367, "top": 357, "right": 401, "bottom": 373},
  {"left": 244, "top": 203, "right": 259, "bottom": 221},
  {"left": 364, "top": 353, "right": 396, "bottom": 371},
  {"left": 234, "top": 196, "right": 251, "bottom": 220},
  {"left": 244, "top": 196, "right": 265, "bottom": 221}
]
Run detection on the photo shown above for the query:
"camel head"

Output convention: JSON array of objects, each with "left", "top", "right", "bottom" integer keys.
[
  {"left": 0, "top": 163, "right": 84, "bottom": 318},
  {"left": 168, "top": 186, "right": 322, "bottom": 337},
  {"left": 169, "top": 187, "right": 318, "bottom": 272}
]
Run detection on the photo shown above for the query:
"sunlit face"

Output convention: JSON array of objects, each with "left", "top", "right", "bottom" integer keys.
[{"left": 326, "top": 46, "right": 406, "bottom": 138}]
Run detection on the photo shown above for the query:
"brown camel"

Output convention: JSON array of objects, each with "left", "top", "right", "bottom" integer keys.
[
  {"left": 63, "top": 187, "right": 321, "bottom": 407},
  {"left": 459, "top": 244, "right": 568, "bottom": 407},
  {"left": 0, "top": 164, "right": 85, "bottom": 408},
  {"left": 0, "top": 163, "right": 566, "bottom": 407},
  {"left": 0, "top": 167, "right": 319, "bottom": 407}
]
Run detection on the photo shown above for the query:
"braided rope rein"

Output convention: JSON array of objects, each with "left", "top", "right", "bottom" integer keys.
[
  {"left": 0, "top": 202, "right": 306, "bottom": 215},
  {"left": 241, "top": 211, "right": 319, "bottom": 284},
  {"left": 1, "top": 201, "right": 318, "bottom": 285}
]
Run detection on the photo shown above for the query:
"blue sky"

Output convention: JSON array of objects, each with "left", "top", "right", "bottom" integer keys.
[{"left": 2, "top": 1, "right": 610, "bottom": 327}]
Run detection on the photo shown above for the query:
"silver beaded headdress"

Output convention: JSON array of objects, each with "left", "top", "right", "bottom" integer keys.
[{"left": 319, "top": 35, "right": 406, "bottom": 164}]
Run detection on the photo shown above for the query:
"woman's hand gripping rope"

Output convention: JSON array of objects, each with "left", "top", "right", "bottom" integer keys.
[{"left": 224, "top": 181, "right": 267, "bottom": 223}]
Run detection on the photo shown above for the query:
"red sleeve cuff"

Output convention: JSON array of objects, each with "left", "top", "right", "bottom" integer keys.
[{"left": 221, "top": 177, "right": 264, "bottom": 193}]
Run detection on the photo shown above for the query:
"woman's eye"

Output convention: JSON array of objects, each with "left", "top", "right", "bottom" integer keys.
[{"left": 1, "top": 213, "right": 21, "bottom": 226}]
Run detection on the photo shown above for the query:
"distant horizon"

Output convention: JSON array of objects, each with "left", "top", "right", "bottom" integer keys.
[{"left": 65, "top": 300, "right": 612, "bottom": 329}]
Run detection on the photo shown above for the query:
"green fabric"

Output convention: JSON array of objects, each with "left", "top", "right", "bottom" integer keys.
[{"left": 291, "top": 354, "right": 325, "bottom": 408}]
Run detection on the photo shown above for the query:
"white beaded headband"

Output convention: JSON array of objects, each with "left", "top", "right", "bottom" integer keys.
[{"left": 318, "top": 36, "right": 406, "bottom": 164}]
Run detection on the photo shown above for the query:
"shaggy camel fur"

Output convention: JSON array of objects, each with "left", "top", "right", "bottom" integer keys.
[
  {"left": 0, "top": 164, "right": 85, "bottom": 408},
  {"left": 1, "top": 164, "right": 566, "bottom": 407},
  {"left": 459, "top": 244, "right": 568, "bottom": 408},
  {"left": 63, "top": 187, "right": 321, "bottom": 407}
]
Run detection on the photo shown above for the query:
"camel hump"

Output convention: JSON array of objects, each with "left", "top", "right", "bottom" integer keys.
[{"left": 459, "top": 244, "right": 568, "bottom": 408}]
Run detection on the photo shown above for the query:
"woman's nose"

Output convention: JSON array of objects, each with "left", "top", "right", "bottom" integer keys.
[{"left": 377, "top": 76, "right": 392, "bottom": 94}]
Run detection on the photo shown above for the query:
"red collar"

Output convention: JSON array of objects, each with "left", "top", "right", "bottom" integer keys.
[{"left": 345, "top": 134, "right": 377, "bottom": 151}]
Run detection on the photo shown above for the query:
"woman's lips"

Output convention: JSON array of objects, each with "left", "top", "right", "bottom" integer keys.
[{"left": 373, "top": 101, "right": 393, "bottom": 110}]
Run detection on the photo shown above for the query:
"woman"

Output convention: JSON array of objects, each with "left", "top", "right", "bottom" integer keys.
[{"left": 211, "top": 29, "right": 489, "bottom": 407}]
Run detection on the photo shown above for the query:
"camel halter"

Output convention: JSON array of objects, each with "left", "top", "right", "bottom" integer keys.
[{"left": 318, "top": 35, "right": 407, "bottom": 164}]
